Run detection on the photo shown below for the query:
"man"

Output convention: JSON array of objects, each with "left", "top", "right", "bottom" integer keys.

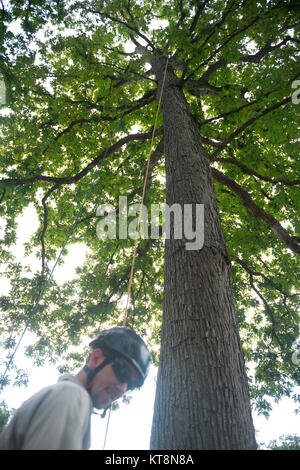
[{"left": 0, "top": 327, "right": 151, "bottom": 450}]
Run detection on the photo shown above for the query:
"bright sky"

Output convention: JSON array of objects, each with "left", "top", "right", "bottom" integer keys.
[{"left": 0, "top": 205, "right": 299, "bottom": 449}]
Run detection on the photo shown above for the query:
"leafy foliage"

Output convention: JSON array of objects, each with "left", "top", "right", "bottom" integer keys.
[
  {"left": 0, "top": 0, "right": 299, "bottom": 416},
  {"left": 0, "top": 400, "right": 15, "bottom": 433},
  {"left": 265, "top": 433, "right": 300, "bottom": 450}
]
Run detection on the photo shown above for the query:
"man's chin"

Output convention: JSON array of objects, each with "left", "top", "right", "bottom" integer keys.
[
  {"left": 92, "top": 394, "right": 112, "bottom": 410},
  {"left": 93, "top": 401, "right": 109, "bottom": 410}
]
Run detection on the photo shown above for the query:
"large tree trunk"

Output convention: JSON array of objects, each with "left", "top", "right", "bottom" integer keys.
[{"left": 150, "top": 57, "right": 257, "bottom": 450}]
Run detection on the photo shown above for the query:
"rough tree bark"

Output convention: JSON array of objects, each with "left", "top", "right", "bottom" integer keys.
[{"left": 150, "top": 56, "right": 257, "bottom": 450}]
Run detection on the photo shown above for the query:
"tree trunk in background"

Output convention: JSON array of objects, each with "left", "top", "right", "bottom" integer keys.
[{"left": 150, "top": 58, "right": 257, "bottom": 450}]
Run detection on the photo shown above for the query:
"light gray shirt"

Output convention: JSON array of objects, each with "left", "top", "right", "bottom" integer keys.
[{"left": 0, "top": 374, "right": 93, "bottom": 450}]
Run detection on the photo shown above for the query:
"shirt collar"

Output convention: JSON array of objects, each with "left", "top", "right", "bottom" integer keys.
[{"left": 58, "top": 373, "right": 87, "bottom": 391}]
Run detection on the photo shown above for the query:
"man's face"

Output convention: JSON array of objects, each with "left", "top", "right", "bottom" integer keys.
[{"left": 87, "top": 349, "right": 138, "bottom": 409}]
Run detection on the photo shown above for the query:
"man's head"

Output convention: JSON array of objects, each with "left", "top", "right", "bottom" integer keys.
[{"left": 80, "top": 327, "right": 151, "bottom": 410}]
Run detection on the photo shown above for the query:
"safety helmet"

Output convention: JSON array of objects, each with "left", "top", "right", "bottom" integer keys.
[{"left": 88, "top": 327, "right": 151, "bottom": 388}]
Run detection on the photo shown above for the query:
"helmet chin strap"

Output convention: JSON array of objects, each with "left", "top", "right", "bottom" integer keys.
[
  {"left": 83, "top": 358, "right": 113, "bottom": 418},
  {"left": 83, "top": 357, "right": 112, "bottom": 385}
]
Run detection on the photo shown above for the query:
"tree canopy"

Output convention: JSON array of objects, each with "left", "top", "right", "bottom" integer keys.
[
  {"left": 265, "top": 433, "right": 300, "bottom": 449},
  {"left": 0, "top": 0, "right": 299, "bottom": 417}
]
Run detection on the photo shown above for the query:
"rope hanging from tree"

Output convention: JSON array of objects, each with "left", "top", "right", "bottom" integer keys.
[
  {"left": 103, "top": 54, "right": 169, "bottom": 450},
  {"left": 122, "top": 54, "right": 169, "bottom": 328}
]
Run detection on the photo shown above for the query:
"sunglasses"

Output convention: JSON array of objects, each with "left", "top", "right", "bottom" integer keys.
[{"left": 111, "top": 358, "right": 138, "bottom": 391}]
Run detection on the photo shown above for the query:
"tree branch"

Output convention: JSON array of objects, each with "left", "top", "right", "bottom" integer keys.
[
  {"left": 177, "top": 0, "right": 186, "bottom": 28},
  {"left": 187, "top": 15, "right": 298, "bottom": 83},
  {"left": 234, "top": 257, "right": 292, "bottom": 298},
  {"left": 191, "top": 0, "right": 237, "bottom": 46},
  {"left": 185, "top": 78, "right": 226, "bottom": 97},
  {"left": 0, "top": 187, "right": 6, "bottom": 203},
  {"left": 239, "top": 35, "right": 297, "bottom": 63},
  {"left": 75, "top": 138, "right": 163, "bottom": 230},
  {"left": 215, "top": 154, "right": 300, "bottom": 187},
  {"left": 189, "top": 0, "right": 211, "bottom": 34},
  {"left": 212, "top": 168, "right": 300, "bottom": 254},
  {"left": 77, "top": 4, "right": 155, "bottom": 50},
  {"left": 41, "top": 88, "right": 156, "bottom": 146},
  {"left": 234, "top": 257, "right": 297, "bottom": 343},
  {"left": 211, "top": 96, "right": 291, "bottom": 158},
  {"left": 112, "top": 138, "right": 164, "bottom": 214},
  {"left": 187, "top": 12, "right": 260, "bottom": 80},
  {"left": 105, "top": 242, "right": 120, "bottom": 276},
  {"left": 248, "top": 272, "right": 284, "bottom": 350},
  {"left": 198, "top": 92, "right": 267, "bottom": 127},
  {"left": 40, "top": 183, "right": 61, "bottom": 275},
  {"left": 102, "top": 45, "right": 135, "bottom": 57},
  {"left": 104, "top": 239, "right": 155, "bottom": 304},
  {"left": 0, "top": 127, "right": 163, "bottom": 187},
  {"left": 53, "top": 118, "right": 93, "bottom": 141}
]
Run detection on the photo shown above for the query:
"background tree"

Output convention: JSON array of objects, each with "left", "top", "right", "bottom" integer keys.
[
  {"left": 0, "top": 0, "right": 299, "bottom": 449},
  {"left": 265, "top": 433, "right": 300, "bottom": 450},
  {"left": 0, "top": 400, "right": 15, "bottom": 433}
]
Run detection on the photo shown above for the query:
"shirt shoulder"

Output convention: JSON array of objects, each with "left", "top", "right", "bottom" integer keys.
[{"left": 0, "top": 376, "right": 93, "bottom": 450}]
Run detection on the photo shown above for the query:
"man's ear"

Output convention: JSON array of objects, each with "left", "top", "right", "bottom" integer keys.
[{"left": 88, "top": 348, "right": 105, "bottom": 368}]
